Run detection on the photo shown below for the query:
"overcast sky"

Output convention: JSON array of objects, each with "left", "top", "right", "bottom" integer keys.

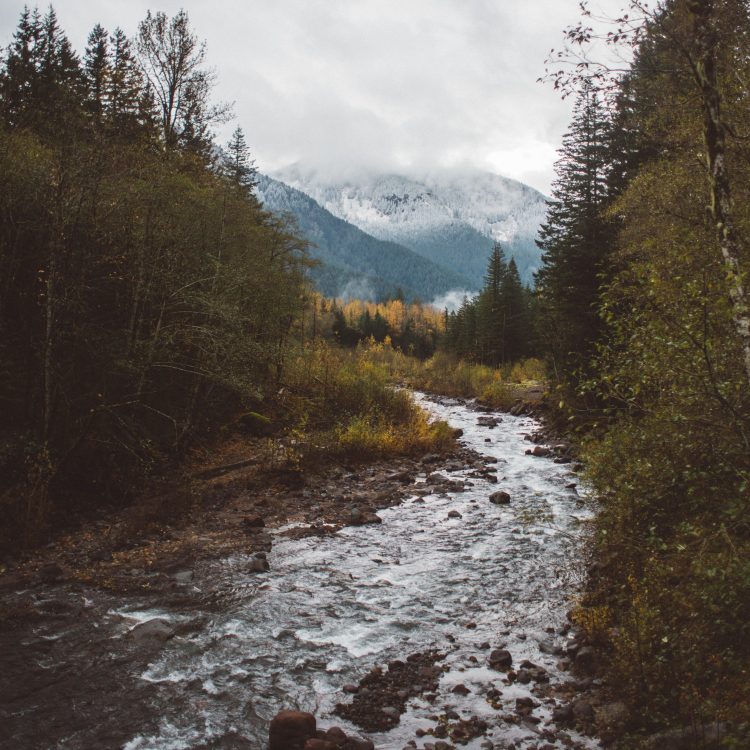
[{"left": 1, "top": 1, "right": 628, "bottom": 193}]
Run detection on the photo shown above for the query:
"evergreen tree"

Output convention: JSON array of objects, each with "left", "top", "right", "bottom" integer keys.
[
  {"left": 500, "top": 258, "right": 528, "bottom": 362},
  {"left": 107, "top": 28, "right": 146, "bottom": 134},
  {"left": 535, "top": 80, "right": 610, "bottom": 381},
  {"left": 0, "top": 6, "right": 43, "bottom": 127},
  {"left": 83, "top": 23, "right": 108, "bottom": 120},
  {"left": 476, "top": 243, "right": 507, "bottom": 365},
  {"left": 225, "top": 126, "right": 258, "bottom": 196}
]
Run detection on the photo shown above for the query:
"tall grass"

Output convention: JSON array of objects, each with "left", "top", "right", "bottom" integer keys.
[
  {"left": 281, "top": 340, "right": 456, "bottom": 461},
  {"left": 349, "top": 340, "right": 546, "bottom": 409}
]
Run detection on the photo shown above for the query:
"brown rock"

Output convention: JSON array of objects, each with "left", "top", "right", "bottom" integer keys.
[
  {"left": 489, "top": 491, "right": 511, "bottom": 505},
  {"left": 242, "top": 514, "right": 265, "bottom": 529},
  {"left": 489, "top": 648, "right": 512, "bottom": 670},
  {"left": 324, "top": 726, "right": 348, "bottom": 745},
  {"left": 269, "top": 710, "right": 316, "bottom": 750},
  {"left": 304, "top": 741, "right": 337, "bottom": 750}
]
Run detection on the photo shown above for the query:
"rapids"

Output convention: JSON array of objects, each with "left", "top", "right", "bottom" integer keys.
[{"left": 123, "top": 394, "right": 598, "bottom": 750}]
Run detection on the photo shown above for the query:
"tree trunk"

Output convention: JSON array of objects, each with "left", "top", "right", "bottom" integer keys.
[{"left": 688, "top": 0, "right": 750, "bottom": 387}]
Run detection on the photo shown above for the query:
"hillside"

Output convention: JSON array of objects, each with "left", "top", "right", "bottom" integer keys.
[
  {"left": 272, "top": 165, "right": 548, "bottom": 287},
  {"left": 256, "top": 174, "right": 472, "bottom": 300}
]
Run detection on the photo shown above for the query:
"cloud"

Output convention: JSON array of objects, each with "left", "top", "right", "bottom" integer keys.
[
  {"left": 431, "top": 289, "right": 476, "bottom": 313},
  {"left": 340, "top": 278, "right": 376, "bottom": 302},
  {"left": 0, "top": 0, "right": 629, "bottom": 192}
]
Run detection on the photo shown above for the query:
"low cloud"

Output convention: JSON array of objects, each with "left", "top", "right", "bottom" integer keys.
[
  {"left": 340, "top": 277, "right": 376, "bottom": 302},
  {"left": 431, "top": 289, "right": 476, "bottom": 313}
]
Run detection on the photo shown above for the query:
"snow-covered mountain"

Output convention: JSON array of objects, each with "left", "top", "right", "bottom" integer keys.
[
  {"left": 271, "top": 165, "right": 548, "bottom": 288},
  {"left": 255, "top": 174, "right": 472, "bottom": 301}
]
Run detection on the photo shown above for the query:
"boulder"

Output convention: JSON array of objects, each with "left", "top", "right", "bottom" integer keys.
[
  {"left": 249, "top": 557, "right": 270, "bottom": 573},
  {"left": 489, "top": 491, "right": 511, "bottom": 505},
  {"left": 342, "top": 740, "right": 374, "bottom": 750},
  {"left": 532, "top": 445, "right": 551, "bottom": 457},
  {"left": 304, "top": 741, "right": 337, "bottom": 750},
  {"left": 489, "top": 648, "right": 512, "bottom": 670},
  {"left": 269, "top": 710, "right": 317, "bottom": 750},
  {"left": 552, "top": 704, "right": 574, "bottom": 725},
  {"left": 386, "top": 470, "right": 413, "bottom": 484},
  {"left": 173, "top": 569, "right": 194, "bottom": 584},
  {"left": 129, "top": 618, "right": 175, "bottom": 643},
  {"left": 447, "top": 510, "right": 462, "bottom": 519},
  {"left": 421, "top": 453, "right": 441, "bottom": 465}
]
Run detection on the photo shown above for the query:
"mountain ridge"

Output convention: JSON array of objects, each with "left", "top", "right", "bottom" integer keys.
[
  {"left": 271, "top": 164, "right": 548, "bottom": 287},
  {"left": 255, "top": 174, "right": 472, "bottom": 301}
]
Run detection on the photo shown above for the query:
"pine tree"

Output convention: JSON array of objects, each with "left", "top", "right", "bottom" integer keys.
[
  {"left": 107, "top": 28, "right": 149, "bottom": 136},
  {"left": 536, "top": 80, "right": 610, "bottom": 380},
  {"left": 476, "top": 243, "right": 507, "bottom": 365},
  {"left": 225, "top": 126, "right": 258, "bottom": 195},
  {"left": 500, "top": 258, "right": 528, "bottom": 362},
  {"left": 84, "top": 24, "right": 108, "bottom": 120},
  {"left": 0, "top": 7, "right": 44, "bottom": 127}
]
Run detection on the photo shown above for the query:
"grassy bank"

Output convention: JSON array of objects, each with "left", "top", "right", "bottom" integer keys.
[
  {"left": 347, "top": 341, "right": 546, "bottom": 410},
  {"left": 278, "top": 340, "right": 457, "bottom": 462}
]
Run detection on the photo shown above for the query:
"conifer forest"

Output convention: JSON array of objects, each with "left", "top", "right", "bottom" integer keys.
[{"left": 0, "top": 3, "right": 749, "bottom": 750}]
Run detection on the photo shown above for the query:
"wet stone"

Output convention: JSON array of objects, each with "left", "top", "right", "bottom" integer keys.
[
  {"left": 269, "top": 711, "right": 316, "bottom": 750},
  {"left": 489, "top": 491, "right": 511, "bottom": 505},
  {"left": 128, "top": 618, "right": 175, "bottom": 643}
]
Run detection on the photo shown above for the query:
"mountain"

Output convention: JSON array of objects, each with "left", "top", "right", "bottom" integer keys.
[
  {"left": 255, "top": 174, "right": 472, "bottom": 301},
  {"left": 271, "top": 166, "right": 548, "bottom": 287}
]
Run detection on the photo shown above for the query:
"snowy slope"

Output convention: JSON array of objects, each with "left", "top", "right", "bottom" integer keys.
[
  {"left": 272, "top": 165, "right": 548, "bottom": 287},
  {"left": 255, "top": 174, "right": 472, "bottom": 300}
]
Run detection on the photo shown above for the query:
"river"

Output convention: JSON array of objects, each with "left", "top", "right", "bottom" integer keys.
[{"left": 116, "top": 393, "right": 597, "bottom": 750}]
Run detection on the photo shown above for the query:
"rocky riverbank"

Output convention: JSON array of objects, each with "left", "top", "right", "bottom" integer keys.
[
  {"left": 0, "top": 392, "right": 618, "bottom": 750},
  {"left": 0, "top": 398, "right": 496, "bottom": 749}
]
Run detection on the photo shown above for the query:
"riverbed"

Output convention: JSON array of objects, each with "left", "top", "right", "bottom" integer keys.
[{"left": 117, "top": 393, "right": 598, "bottom": 750}]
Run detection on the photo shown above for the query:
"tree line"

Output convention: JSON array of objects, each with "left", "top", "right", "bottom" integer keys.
[
  {"left": 0, "top": 7, "right": 307, "bottom": 550},
  {"left": 442, "top": 244, "right": 534, "bottom": 366},
  {"left": 537, "top": 0, "right": 750, "bottom": 737}
]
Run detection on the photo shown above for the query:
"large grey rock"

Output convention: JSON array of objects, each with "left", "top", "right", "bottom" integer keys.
[{"left": 129, "top": 618, "right": 175, "bottom": 643}]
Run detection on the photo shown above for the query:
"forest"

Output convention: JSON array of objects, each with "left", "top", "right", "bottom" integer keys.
[
  {"left": 1, "top": 1, "right": 749, "bottom": 748},
  {"left": 535, "top": 0, "right": 750, "bottom": 737},
  {"left": 0, "top": 7, "right": 310, "bottom": 548}
]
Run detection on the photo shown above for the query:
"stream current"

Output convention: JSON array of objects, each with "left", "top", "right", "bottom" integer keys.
[{"left": 123, "top": 394, "right": 598, "bottom": 750}]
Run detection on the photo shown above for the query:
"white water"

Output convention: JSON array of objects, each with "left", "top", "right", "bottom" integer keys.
[{"left": 124, "top": 394, "right": 598, "bottom": 750}]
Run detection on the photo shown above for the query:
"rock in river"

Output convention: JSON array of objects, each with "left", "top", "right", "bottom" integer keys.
[
  {"left": 269, "top": 710, "right": 316, "bottom": 750},
  {"left": 129, "top": 618, "right": 175, "bottom": 643},
  {"left": 489, "top": 490, "right": 511, "bottom": 505},
  {"left": 489, "top": 648, "right": 513, "bottom": 670}
]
